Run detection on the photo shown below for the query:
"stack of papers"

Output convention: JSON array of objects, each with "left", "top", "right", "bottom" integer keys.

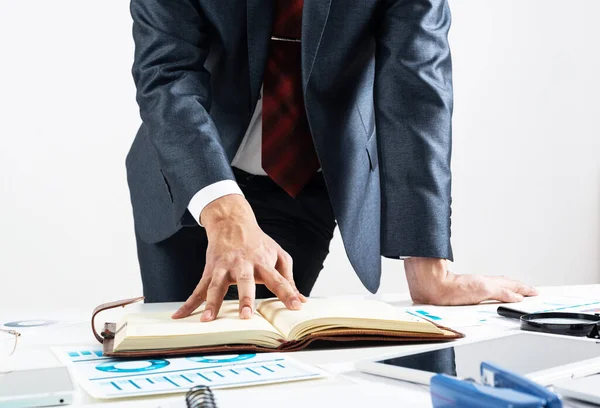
[{"left": 407, "top": 295, "right": 600, "bottom": 328}]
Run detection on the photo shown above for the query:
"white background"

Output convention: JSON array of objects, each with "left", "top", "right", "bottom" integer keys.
[{"left": 0, "top": 1, "right": 598, "bottom": 311}]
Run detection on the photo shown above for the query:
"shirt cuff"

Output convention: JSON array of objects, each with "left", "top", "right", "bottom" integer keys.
[{"left": 188, "top": 180, "right": 244, "bottom": 226}]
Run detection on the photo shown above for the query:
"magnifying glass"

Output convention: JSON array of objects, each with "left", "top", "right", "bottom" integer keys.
[{"left": 497, "top": 306, "right": 600, "bottom": 338}]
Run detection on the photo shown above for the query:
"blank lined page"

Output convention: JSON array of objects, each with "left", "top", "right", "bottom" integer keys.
[
  {"left": 256, "top": 298, "right": 442, "bottom": 339},
  {"left": 119, "top": 301, "right": 281, "bottom": 338}
]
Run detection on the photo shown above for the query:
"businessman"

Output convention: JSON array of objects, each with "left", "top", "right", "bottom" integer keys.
[{"left": 127, "top": 0, "right": 537, "bottom": 321}]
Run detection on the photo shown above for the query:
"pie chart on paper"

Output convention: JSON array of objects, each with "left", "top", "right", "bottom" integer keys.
[
  {"left": 95, "top": 359, "right": 170, "bottom": 373},
  {"left": 4, "top": 320, "right": 59, "bottom": 328}
]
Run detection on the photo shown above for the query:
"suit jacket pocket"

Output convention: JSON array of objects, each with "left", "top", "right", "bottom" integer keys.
[
  {"left": 159, "top": 170, "right": 173, "bottom": 203},
  {"left": 366, "top": 131, "right": 378, "bottom": 171}
]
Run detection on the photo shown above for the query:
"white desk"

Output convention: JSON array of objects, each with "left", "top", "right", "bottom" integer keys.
[{"left": 2, "top": 285, "right": 599, "bottom": 408}]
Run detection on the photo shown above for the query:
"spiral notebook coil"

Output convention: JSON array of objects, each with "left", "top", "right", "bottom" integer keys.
[{"left": 186, "top": 385, "right": 218, "bottom": 408}]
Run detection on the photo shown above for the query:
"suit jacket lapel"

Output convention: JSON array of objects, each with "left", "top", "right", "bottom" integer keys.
[
  {"left": 247, "top": 0, "right": 273, "bottom": 108},
  {"left": 301, "top": 0, "right": 332, "bottom": 92}
]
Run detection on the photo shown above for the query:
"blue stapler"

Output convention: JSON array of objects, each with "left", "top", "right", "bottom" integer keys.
[{"left": 430, "top": 362, "right": 563, "bottom": 408}]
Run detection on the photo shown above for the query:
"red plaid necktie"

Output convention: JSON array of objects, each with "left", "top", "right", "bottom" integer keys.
[{"left": 262, "top": 0, "right": 320, "bottom": 197}]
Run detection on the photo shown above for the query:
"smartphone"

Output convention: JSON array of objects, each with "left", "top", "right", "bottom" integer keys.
[{"left": 0, "top": 366, "right": 75, "bottom": 407}]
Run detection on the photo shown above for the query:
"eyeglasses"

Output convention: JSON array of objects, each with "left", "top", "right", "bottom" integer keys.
[{"left": 0, "top": 328, "right": 21, "bottom": 358}]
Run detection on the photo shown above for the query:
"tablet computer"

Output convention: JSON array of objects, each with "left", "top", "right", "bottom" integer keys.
[{"left": 356, "top": 332, "right": 600, "bottom": 386}]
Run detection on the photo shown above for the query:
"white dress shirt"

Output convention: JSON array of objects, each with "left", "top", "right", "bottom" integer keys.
[{"left": 187, "top": 94, "right": 264, "bottom": 224}]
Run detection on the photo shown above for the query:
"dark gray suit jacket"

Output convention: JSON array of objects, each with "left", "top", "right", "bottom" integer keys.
[{"left": 126, "top": 0, "right": 454, "bottom": 293}]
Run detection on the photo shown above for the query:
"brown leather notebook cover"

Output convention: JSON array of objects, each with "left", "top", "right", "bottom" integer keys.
[{"left": 92, "top": 297, "right": 465, "bottom": 358}]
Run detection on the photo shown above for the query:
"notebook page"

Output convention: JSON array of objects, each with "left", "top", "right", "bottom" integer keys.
[
  {"left": 118, "top": 301, "right": 282, "bottom": 339},
  {"left": 256, "top": 298, "right": 441, "bottom": 340}
]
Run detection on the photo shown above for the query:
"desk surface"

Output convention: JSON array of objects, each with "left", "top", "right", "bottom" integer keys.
[{"left": 2, "top": 285, "right": 598, "bottom": 408}]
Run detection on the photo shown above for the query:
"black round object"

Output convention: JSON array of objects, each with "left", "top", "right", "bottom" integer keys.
[{"left": 520, "top": 312, "right": 600, "bottom": 337}]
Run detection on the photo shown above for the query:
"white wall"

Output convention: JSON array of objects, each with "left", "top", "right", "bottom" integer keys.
[{"left": 1, "top": 1, "right": 598, "bottom": 311}]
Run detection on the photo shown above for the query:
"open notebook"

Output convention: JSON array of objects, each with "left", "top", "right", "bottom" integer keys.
[{"left": 92, "top": 297, "right": 464, "bottom": 357}]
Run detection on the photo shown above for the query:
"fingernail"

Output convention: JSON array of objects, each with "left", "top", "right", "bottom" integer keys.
[
  {"left": 291, "top": 299, "right": 302, "bottom": 310},
  {"left": 513, "top": 293, "right": 524, "bottom": 302},
  {"left": 241, "top": 306, "right": 252, "bottom": 319},
  {"left": 201, "top": 310, "right": 213, "bottom": 321}
]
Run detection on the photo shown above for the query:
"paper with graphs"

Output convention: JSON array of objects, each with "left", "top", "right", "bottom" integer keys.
[{"left": 53, "top": 346, "right": 325, "bottom": 399}]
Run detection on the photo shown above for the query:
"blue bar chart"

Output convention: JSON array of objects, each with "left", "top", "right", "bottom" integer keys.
[{"left": 53, "top": 347, "right": 325, "bottom": 399}]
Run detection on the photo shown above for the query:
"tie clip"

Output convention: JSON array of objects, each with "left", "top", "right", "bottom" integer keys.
[{"left": 271, "top": 36, "right": 301, "bottom": 43}]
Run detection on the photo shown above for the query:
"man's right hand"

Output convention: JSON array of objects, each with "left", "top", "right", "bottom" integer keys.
[{"left": 171, "top": 195, "right": 304, "bottom": 322}]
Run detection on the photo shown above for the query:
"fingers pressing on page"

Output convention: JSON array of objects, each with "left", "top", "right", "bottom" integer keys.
[
  {"left": 275, "top": 246, "right": 307, "bottom": 303},
  {"left": 171, "top": 273, "right": 210, "bottom": 319},
  {"left": 256, "top": 264, "right": 302, "bottom": 311},
  {"left": 171, "top": 195, "right": 303, "bottom": 321},
  {"left": 236, "top": 263, "right": 256, "bottom": 320}
]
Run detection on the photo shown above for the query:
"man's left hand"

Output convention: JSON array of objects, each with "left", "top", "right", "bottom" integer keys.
[{"left": 404, "top": 257, "right": 539, "bottom": 306}]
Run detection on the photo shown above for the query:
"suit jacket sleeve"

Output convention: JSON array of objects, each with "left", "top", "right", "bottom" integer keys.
[
  {"left": 375, "top": 0, "right": 454, "bottom": 261},
  {"left": 130, "top": 0, "right": 235, "bottom": 223}
]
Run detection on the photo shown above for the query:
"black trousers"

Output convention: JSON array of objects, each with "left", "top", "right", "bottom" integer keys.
[{"left": 136, "top": 168, "right": 337, "bottom": 303}]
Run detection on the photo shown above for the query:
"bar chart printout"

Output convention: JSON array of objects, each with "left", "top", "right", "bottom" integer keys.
[{"left": 53, "top": 347, "right": 326, "bottom": 399}]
